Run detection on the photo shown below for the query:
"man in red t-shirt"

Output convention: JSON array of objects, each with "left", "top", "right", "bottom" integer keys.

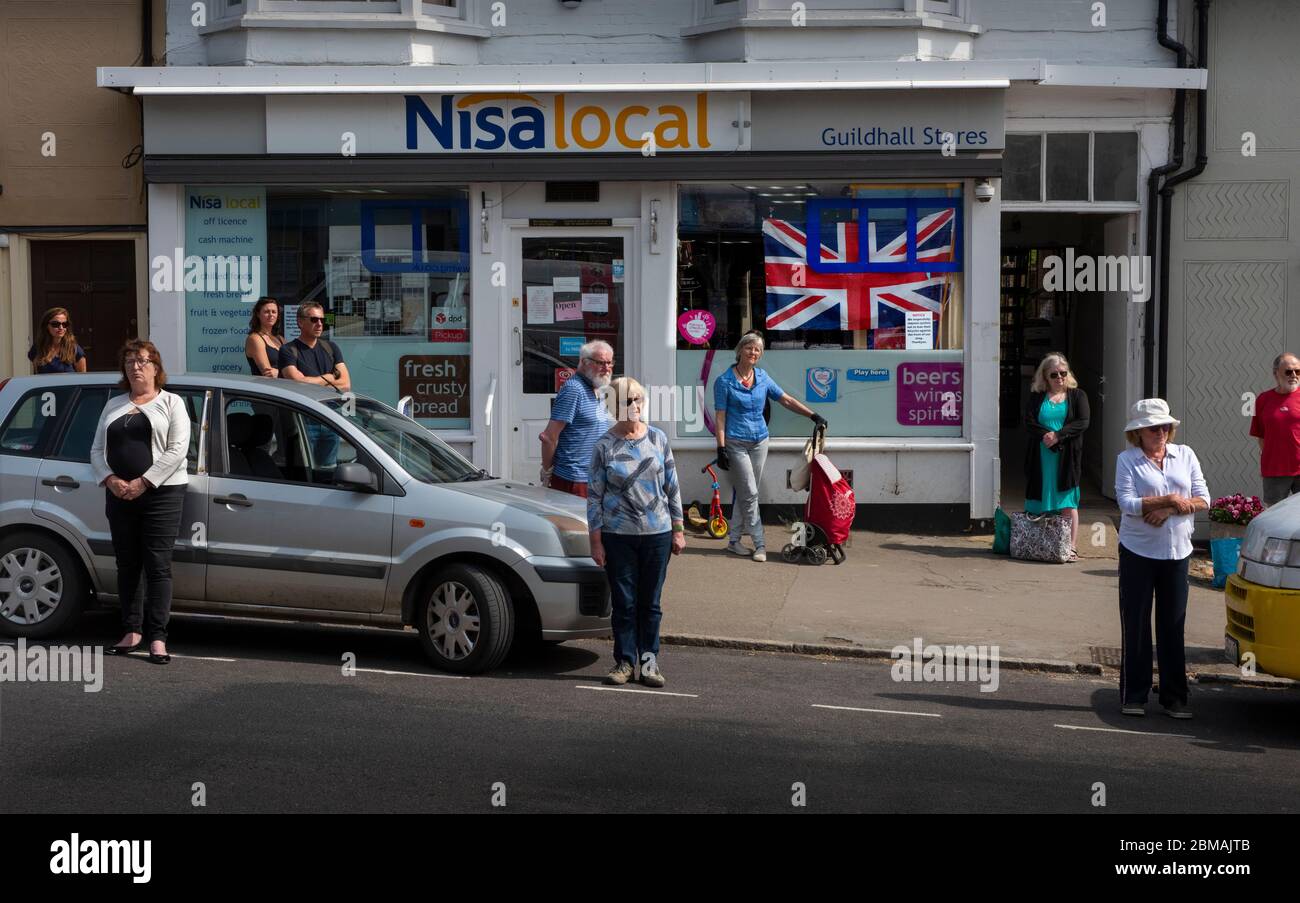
[{"left": 1250, "top": 352, "right": 1300, "bottom": 506}]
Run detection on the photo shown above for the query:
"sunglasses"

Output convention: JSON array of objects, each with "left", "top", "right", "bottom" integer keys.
[
  {"left": 49, "top": 321, "right": 69, "bottom": 329},
  {"left": 305, "top": 316, "right": 326, "bottom": 324},
  {"left": 124, "top": 357, "right": 154, "bottom": 368},
  {"left": 1283, "top": 369, "right": 1300, "bottom": 377},
  {"left": 1049, "top": 371, "right": 1068, "bottom": 379},
  {"left": 1142, "top": 424, "right": 1173, "bottom": 433}
]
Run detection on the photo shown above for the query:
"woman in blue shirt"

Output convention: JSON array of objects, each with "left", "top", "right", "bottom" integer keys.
[
  {"left": 28, "top": 307, "right": 87, "bottom": 374},
  {"left": 1113, "top": 398, "right": 1210, "bottom": 720},
  {"left": 714, "top": 331, "right": 825, "bottom": 562}
]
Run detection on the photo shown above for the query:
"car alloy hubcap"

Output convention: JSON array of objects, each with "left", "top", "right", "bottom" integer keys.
[
  {"left": 427, "top": 580, "right": 480, "bottom": 661},
  {"left": 0, "top": 548, "right": 63, "bottom": 625}
]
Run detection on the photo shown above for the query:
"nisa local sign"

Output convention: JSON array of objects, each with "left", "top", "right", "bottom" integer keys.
[
  {"left": 404, "top": 93, "right": 724, "bottom": 153},
  {"left": 188, "top": 193, "right": 263, "bottom": 210}
]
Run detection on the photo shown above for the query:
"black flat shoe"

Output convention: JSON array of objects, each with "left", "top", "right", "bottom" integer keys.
[
  {"left": 148, "top": 652, "right": 171, "bottom": 665},
  {"left": 107, "top": 643, "right": 142, "bottom": 655}
]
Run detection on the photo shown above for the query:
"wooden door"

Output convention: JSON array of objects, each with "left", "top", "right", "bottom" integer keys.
[{"left": 30, "top": 241, "right": 138, "bottom": 372}]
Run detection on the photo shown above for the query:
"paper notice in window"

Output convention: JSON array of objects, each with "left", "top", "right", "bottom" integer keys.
[
  {"left": 352, "top": 282, "right": 371, "bottom": 300},
  {"left": 581, "top": 292, "right": 609, "bottom": 313},
  {"left": 555, "top": 299, "right": 582, "bottom": 321},
  {"left": 553, "top": 276, "right": 581, "bottom": 293},
  {"left": 612, "top": 259, "right": 625, "bottom": 283},
  {"left": 526, "top": 285, "right": 555, "bottom": 324},
  {"left": 905, "top": 311, "right": 934, "bottom": 350}
]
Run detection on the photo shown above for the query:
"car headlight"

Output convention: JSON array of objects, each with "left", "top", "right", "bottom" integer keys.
[
  {"left": 1261, "top": 538, "right": 1292, "bottom": 566},
  {"left": 544, "top": 515, "right": 591, "bottom": 557}
]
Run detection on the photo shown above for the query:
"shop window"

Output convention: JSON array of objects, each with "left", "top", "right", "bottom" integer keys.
[
  {"left": 259, "top": 187, "right": 470, "bottom": 430},
  {"left": 676, "top": 182, "right": 965, "bottom": 439}
]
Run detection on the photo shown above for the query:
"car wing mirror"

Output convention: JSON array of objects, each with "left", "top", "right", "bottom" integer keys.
[
  {"left": 397, "top": 395, "right": 414, "bottom": 418},
  {"left": 335, "top": 462, "right": 378, "bottom": 492}
]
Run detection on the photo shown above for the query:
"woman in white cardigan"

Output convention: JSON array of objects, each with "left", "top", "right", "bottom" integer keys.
[{"left": 90, "top": 339, "right": 190, "bottom": 664}]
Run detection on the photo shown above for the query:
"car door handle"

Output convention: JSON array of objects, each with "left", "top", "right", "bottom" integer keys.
[
  {"left": 41, "top": 477, "right": 80, "bottom": 490},
  {"left": 214, "top": 495, "right": 253, "bottom": 508}
]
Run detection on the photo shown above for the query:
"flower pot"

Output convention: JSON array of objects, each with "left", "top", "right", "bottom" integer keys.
[{"left": 1210, "top": 522, "right": 1248, "bottom": 541}]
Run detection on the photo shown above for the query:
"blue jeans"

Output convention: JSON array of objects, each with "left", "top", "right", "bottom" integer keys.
[
  {"left": 602, "top": 531, "right": 672, "bottom": 668},
  {"left": 305, "top": 419, "right": 339, "bottom": 468}
]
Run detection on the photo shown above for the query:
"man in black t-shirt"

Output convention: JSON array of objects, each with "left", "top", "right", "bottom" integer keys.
[{"left": 280, "top": 302, "right": 351, "bottom": 466}]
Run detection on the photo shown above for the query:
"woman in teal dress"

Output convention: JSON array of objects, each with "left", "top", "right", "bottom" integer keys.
[{"left": 1024, "top": 353, "right": 1090, "bottom": 561}]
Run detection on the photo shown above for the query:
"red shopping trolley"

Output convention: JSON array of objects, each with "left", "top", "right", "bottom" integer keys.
[{"left": 782, "top": 427, "right": 855, "bottom": 565}]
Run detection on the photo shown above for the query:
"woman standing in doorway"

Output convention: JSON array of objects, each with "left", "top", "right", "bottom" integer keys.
[
  {"left": 1025, "top": 352, "right": 1090, "bottom": 561},
  {"left": 244, "top": 297, "right": 284, "bottom": 378},
  {"left": 714, "top": 331, "right": 825, "bottom": 562},
  {"left": 28, "top": 307, "right": 88, "bottom": 374}
]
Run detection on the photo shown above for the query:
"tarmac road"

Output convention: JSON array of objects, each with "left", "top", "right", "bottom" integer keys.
[{"left": 2, "top": 612, "right": 1298, "bottom": 814}]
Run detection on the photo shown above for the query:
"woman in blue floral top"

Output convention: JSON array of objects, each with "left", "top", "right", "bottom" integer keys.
[{"left": 587, "top": 376, "right": 685, "bottom": 688}]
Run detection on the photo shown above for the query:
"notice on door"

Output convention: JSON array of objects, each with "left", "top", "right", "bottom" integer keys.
[{"left": 400, "top": 355, "right": 470, "bottom": 419}]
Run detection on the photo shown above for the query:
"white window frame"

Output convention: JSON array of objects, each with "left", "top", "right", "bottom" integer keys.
[
  {"left": 1002, "top": 130, "right": 1142, "bottom": 212},
  {"left": 693, "top": 0, "right": 969, "bottom": 28},
  {"left": 243, "top": 0, "right": 463, "bottom": 16}
]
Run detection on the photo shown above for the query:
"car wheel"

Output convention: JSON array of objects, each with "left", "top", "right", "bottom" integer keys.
[
  {"left": 0, "top": 531, "right": 86, "bottom": 638},
  {"left": 416, "top": 564, "right": 514, "bottom": 674}
]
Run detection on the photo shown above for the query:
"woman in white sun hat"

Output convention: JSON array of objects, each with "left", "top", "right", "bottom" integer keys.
[{"left": 1113, "top": 398, "right": 1210, "bottom": 720}]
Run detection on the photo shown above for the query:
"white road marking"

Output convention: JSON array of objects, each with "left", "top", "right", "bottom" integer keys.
[
  {"left": 1054, "top": 724, "right": 1195, "bottom": 739},
  {"left": 169, "top": 654, "right": 239, "bottom": 663},
  {"left": 354, "top": 667, "right": 468, "bottom": 680},
  {"left": 576, "top": 685, "right": 698, "bottom": 698},
  {"left": 812, "top": 704, "right": 941, "bottom": 718}
]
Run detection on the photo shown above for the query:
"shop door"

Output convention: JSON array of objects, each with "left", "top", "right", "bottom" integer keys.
[
  {"left": 29, "top": 241, "right": 138, "bottom": 371},
  {"left": 506, "top": 228, "right": 632, "bottom": 484}
]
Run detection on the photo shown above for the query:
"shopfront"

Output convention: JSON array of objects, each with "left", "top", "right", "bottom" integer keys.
[{"left": 131, "top": 80, "right": 1005, "bottom": 520}]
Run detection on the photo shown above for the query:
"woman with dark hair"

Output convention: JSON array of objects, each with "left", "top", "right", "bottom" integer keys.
[
  {"left": 28, "top": 307, "right": 87, "bottom": 374},
  {"left": 1024, "top": 352, "right": 1090, "bottom": 562},
  {"left": 244, "top": 297, "right": 284, "bottom": 378},
  {"left": 90, "top": 339, "right": 190, "bottom": 665}
]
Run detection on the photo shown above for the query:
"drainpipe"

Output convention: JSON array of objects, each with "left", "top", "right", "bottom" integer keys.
[
  {"left": 142, "top": 0, "right": 153, "bottom": 66},
  {"left": 1144, "top": 0, "right": 1189, "bottom": 397},
  {"left": 1156, "top": 0, "right": 1211, "bottom": 399}
]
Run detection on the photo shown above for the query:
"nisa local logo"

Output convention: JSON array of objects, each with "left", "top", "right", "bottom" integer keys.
[
  {"left": 188, "top": 194, "right": 263, "bottom": 210},
  {"left": 405, "top": 93, "right": 712, "bottom": 152}
]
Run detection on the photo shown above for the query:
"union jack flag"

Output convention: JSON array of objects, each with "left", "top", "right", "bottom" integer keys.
[{"left": 763, "top": 208, "right": 956, "bottom": 342}]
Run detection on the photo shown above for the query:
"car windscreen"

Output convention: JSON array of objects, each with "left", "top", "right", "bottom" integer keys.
[{"left": 324, "top": 397, "right": 480, "bottom": 484}]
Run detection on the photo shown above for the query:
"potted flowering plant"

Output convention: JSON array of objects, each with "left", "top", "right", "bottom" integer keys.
[
  {"left": 1208, "top": 494, "right": 1263, "bottom": 588},
  {"left": 1208, "top": 494, "right": 1264, "bottom": 539}
]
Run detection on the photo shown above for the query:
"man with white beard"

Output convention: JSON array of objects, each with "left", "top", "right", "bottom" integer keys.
[
  {"left": 539, "top": 340, "right": 615, "bottom": 498},
  {"left": 1251, "top": 351, "right": 1300, "bottom": 506}
]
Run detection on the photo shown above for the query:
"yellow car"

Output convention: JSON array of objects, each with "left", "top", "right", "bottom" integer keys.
[{"left": 1225, "top": 495, "right": 1300, "bottom": 680}]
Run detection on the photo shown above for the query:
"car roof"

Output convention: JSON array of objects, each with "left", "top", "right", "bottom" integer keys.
[{"left": 1, "top": 372, "right": 342, "bottom": 404}]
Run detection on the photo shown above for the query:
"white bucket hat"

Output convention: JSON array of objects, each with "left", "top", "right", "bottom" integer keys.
[{"left": 1124, "top": 398, "right": 1181, "bottom": 432}]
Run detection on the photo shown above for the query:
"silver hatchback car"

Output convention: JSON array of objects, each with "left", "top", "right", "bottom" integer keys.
[{"left": 0, "top": 373, "right": 610, "bottom": 673}]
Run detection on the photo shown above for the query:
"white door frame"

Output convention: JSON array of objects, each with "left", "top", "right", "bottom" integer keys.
[{"left": 500, "top": 220, "right": 639, "bottom": 484}]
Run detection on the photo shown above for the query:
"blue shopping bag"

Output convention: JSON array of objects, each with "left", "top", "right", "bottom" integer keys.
[{"left": 1210, "top": 536, "right": 1242, "bottom": 589}]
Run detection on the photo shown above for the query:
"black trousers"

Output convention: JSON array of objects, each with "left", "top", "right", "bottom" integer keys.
[
  {"left": 105, "top": 484, "right": 186, "bottom": 643},
  {"left": 1118, "top": 543, "right": 1190, "bottom": 707}
]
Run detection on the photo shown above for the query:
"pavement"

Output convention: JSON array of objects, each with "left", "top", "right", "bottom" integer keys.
[{"left": 662, "top": 501, "right": 1287, "bottom": 686}]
